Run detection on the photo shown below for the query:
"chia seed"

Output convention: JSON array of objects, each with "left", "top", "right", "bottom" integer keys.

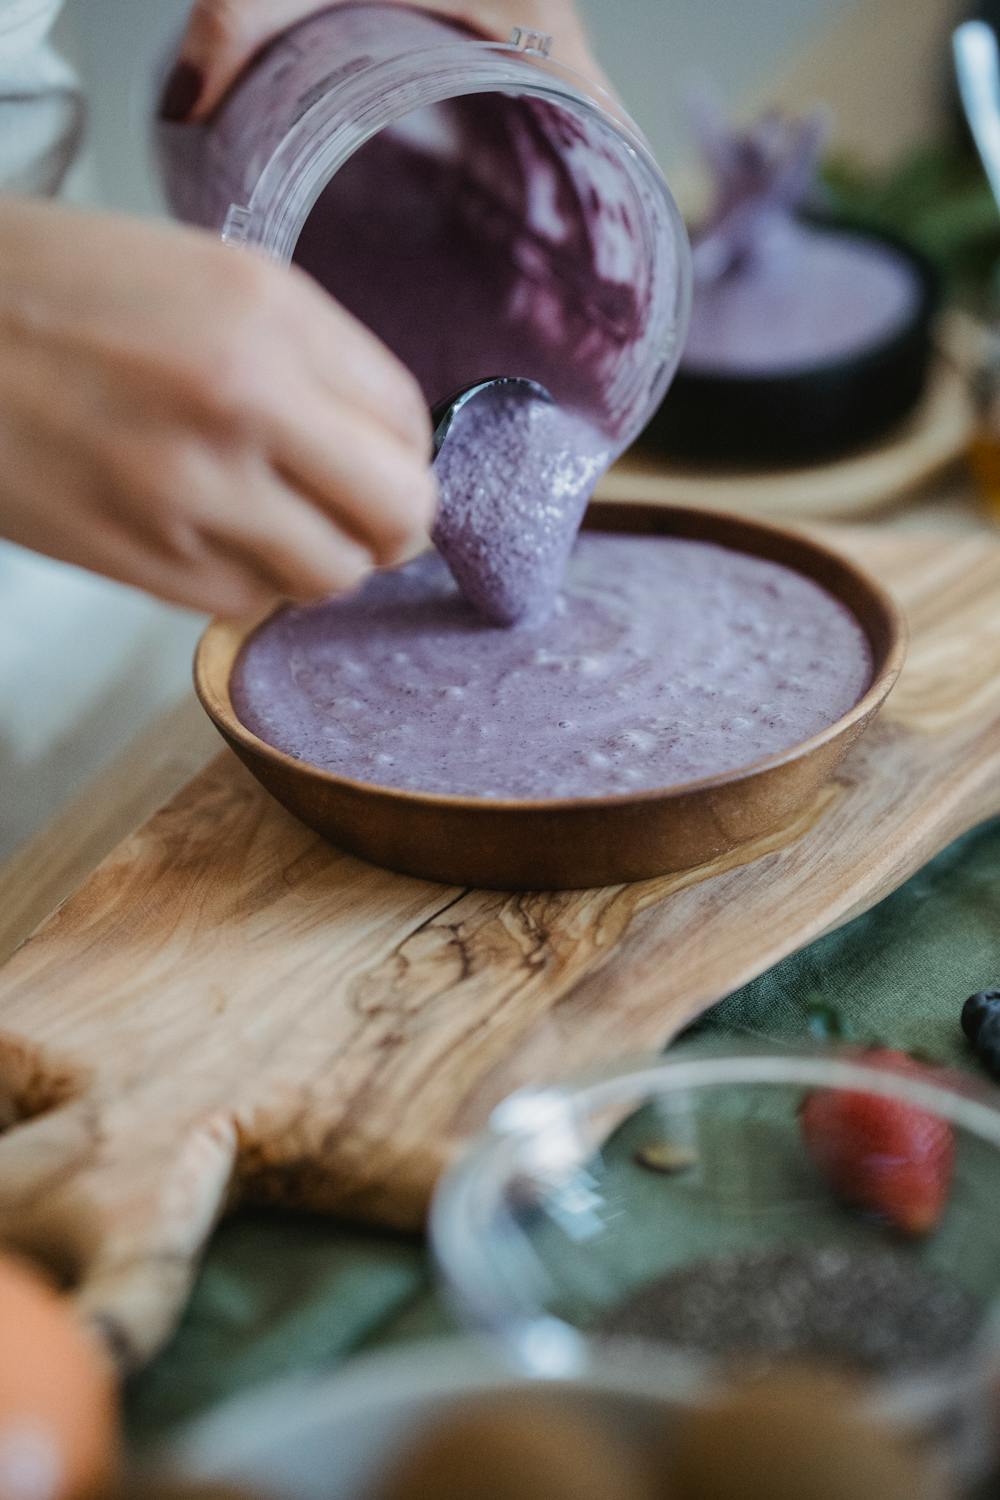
[{"left": 598, "top": 1244, "right": 983, "bottom": 1374}]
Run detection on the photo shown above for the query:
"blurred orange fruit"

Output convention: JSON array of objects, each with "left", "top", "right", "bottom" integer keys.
[{"left": 0, "top": 1253, "right": 117, "bottom": 1500}]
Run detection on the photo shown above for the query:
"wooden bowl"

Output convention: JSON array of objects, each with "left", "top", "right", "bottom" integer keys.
[{"left": 194, "top": 504, "right": 906, "bottom": 890}]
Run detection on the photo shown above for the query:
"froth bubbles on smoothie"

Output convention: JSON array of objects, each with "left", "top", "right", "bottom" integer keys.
[
  {"left": 231, "top": 534, "right": 873, "bottom": 801},
  {"left": 432, "top": 385, "right": 611, "bottom": 625}
]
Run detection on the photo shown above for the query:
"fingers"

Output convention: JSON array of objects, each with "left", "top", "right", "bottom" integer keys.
[
  {"left": 265, "top": 386, "right": 439, "bottom": 566},
  {"left": 25, "top": 457, "right": 366, "bottom": 619},
  {"left": 114, "top": 414, "right": 433, "bottom": 615},
  {"left": 202, "top": 474, "right": 377, "bottom": 600},
  {"left": 161, "top": 0, "right": 337, "bottom": 122},
  {"left": 23, "top": 513, "right": 282, "bottom": 620},
  {"left": 442, "top": 0, "right": 612, "bottom": 90},
  {"left": 279, "top": 261, "right": 432, "bottom": 457},
  {"left": 160, "top": 0, "right": 612, "bottom": 123}
]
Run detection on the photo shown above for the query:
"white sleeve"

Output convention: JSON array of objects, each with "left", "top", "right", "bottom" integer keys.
[
  {"left": 0, "top": 2, "right": 205, "bottom": 864},
  {"left": 0, "top": 0, "right": 83, "bottom": 195}
]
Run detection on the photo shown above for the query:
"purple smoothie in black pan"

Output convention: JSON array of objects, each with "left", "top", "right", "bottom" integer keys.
[{"left": 643, "top": 99, "right": 938, "bottom": 466}]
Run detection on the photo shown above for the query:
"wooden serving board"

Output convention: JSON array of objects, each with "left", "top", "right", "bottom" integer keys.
[
  {"left": 0, "top": 524, "right": 998, "bottom": 1372},
  {"left": 597, "top": 359, "right": 975, "bottom": 521}
]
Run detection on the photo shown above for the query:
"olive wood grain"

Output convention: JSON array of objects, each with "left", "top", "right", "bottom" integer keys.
[{"left": 0, "top": 523, "right": 997, "bottom": 1371}]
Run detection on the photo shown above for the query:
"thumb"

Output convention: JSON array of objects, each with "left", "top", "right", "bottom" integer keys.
[
  {"left": 0, "top": 1425, "right": 62, "bottom": 1500},
  {"left": 159, "top": 0, "right": 337, "bottom": 122},
  {"left": 442, "top": 2, "right": 615, "bottom": 96}
]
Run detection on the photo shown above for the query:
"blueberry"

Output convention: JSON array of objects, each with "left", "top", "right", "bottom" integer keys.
[
  {"left": 974, "top": 1011, "right": 1000, "bottom": 1082},
  {"left": 961, "top": 988, "right": 1000, "bottom": 1043}
]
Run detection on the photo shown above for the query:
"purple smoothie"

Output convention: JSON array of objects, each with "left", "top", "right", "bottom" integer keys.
[
  {"left": 158, "top": 3, "right": 681, "bottom": 442},
  {"left": 292, "top": 92, "right": 652, "bottom": 427},
  {"left": 231, "top": 534, "right": 873, "bottom": 801},
  {"left": 683, "top": 102, "right": 920, "bottom": 375},
  {"left": 684, "top": 226, "right": 920, "bottom": 374},
  {"left": 432, "top": 386, "right": 611, "bottom": 625}
]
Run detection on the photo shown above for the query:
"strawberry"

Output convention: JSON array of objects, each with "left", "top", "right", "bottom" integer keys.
[{"left": 799, "top": 1048, "right": 955, "bottom": 1237}]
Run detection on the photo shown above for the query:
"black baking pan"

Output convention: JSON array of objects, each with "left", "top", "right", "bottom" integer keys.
[{"left": 640, "top": 224, "right": 941, "bottom": 469}]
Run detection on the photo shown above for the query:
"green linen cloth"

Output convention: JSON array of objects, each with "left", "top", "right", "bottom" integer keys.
[
  {"left": 822, "top": 141, "right": 1000, "bottom": 310},
  {"left": 126, "top": 816, "right": 1000, "bottom": 1446}
]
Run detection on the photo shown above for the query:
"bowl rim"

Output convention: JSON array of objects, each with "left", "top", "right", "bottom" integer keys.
[
  {"left": 429, "top": 1044, "right": 1000, "bottom": 1418},
  {"left": 166, "top": 1333, "right": 668, "bottom": 1452},
  {"left": 193, "top": 502, "right": 908, "bottom": 813},
  {"left": 165, "top": 1333, "right": 706, "bottom": 1493},
  {"left": 448, "top": 1045, "right": 1000, "bottom": 1153}
]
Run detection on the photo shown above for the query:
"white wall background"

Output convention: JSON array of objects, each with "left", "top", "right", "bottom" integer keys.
[{"left": 5, "top": 0, "right": 853, "bottom": 860}]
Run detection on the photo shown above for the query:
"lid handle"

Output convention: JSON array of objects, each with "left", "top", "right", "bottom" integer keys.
[
  {"left": 221, "top": 204, "right": 252, "bottom": 247},
  {"left": 509, "top": 25, "right": 553, "bottom": 58}
]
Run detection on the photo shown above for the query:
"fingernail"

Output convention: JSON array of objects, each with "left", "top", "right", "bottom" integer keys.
[
  {"left": 158, "top": 60, "right": 203, "bottom": 122},
  {"left": 0, "top": 1425, "right": 62, "bottom": 1500},
  {"left": 393, "top": 535, "right": 432, "bottom": 567},
  {"left": 341, "top": 540, "right": 377, "bottom": 586}
]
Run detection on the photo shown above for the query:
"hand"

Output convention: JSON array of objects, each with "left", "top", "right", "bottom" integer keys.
[
  {"left": 0, "top": 198, "right": 435, "bottom": 617},
  {"left": 160, "top": 0, "right": 608, "bottom": 123}
]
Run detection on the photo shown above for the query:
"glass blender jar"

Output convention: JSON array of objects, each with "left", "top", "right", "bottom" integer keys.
[{"left": 158, "top": 2, "right": 691, "bottom": 450}]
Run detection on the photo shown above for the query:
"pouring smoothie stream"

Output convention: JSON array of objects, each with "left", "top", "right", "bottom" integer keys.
[{"left": 156, "top": 1, "right": 876, "bottom": 802}]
